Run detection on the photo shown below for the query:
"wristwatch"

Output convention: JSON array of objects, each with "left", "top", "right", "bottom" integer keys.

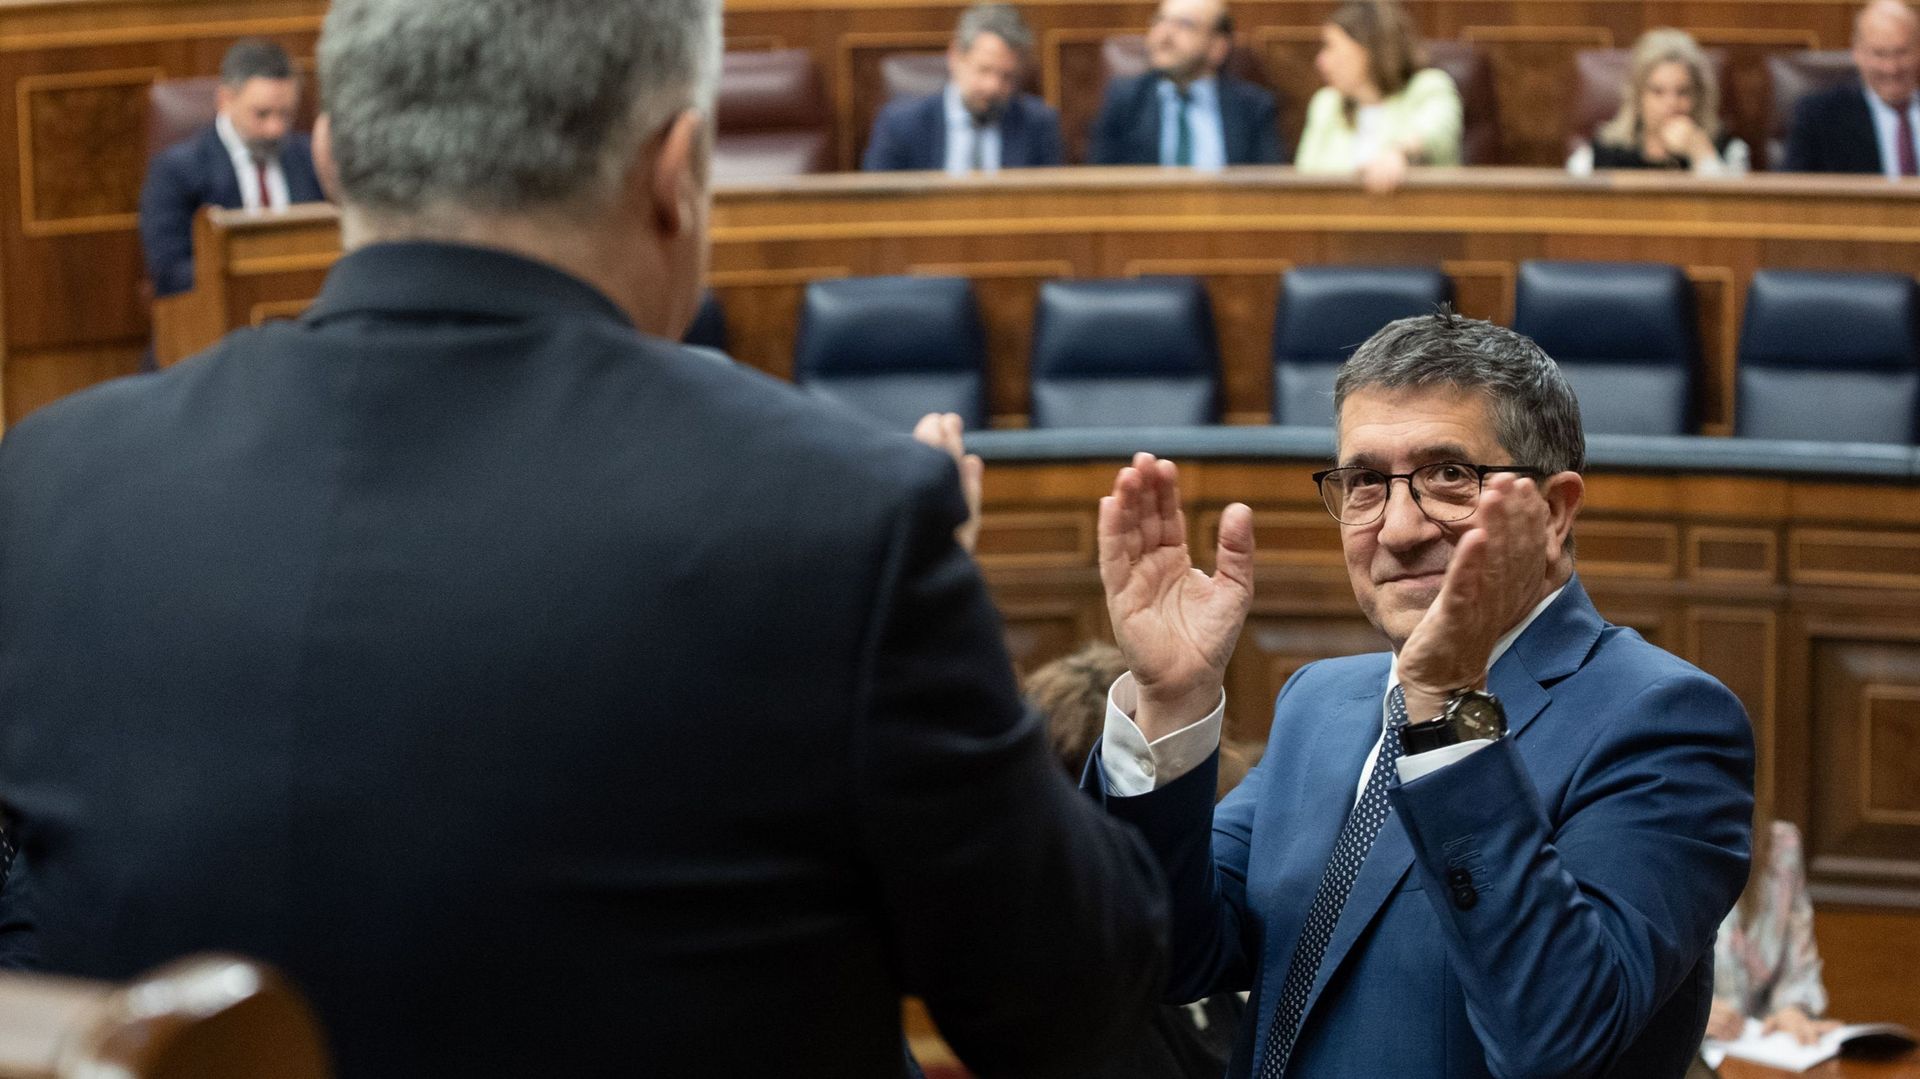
[{"left": 1399, "top": 688, "right": 1506, "bottom": 756}]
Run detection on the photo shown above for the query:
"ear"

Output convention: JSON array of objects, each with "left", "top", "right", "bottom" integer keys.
[
  {"left": 311, "top": 113, "right": 341, "bottom": 203},
  {"left": 1540, "top": 471, "right": 1585, "bottom": 565},
  {"left": 648, "top": 108, "right": 707, "bottom": 238}
]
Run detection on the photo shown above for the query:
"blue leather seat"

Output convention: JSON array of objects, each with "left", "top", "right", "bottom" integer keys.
[
  {"left": 1029, "top": 278, "right": 1219, "bottom": 428},
  {"left": 793, "top": 276, "right": 987, "bottom": 430},
  {"left": 683, "top": 290, "right": 727, "bottom": 352},
  {"left": 1512, "top": 261, "right": 1699, "bottom": 436},
  {"left": 1736, "top": 270, "right": 1920, "bottom": 443},
  {"left": 1271, "top": 266, "right": 1452, "bottom": 426}
]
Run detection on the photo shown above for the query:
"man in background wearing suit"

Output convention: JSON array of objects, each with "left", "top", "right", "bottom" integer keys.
[
  {"left": 1090, "top": 312, "right": 1753, "bottom": 1077},
  {"left": 1785, "top": 0, "right": 1920, "bottom": 173},
  {"left": 138, "top": 37, "right": 325, "bottom": 297},
  {"left": 0, "top": 1, "right": 1170, "bottom": 1075},
  {"left": 863, "top": 3, "right": 1064, "bottom": 172},
  {"left": 1089, "top": 0, "right": 1285, "bottom": 167}
]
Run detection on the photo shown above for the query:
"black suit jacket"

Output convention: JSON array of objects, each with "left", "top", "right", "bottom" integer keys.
[
  {"left": 138, "top": 124, "right": 326, "bottom": 297},
  {"left": 0, "top": 242, "right": 1169, "bottom": 1077},
  {"left": 861, "top": 90, "right": 1065, "bottom": 170},
  {"left": 1089, "top": 71, "right": 1286, "bottom": 166},
  {"left": 1783, "top": 80, "right": 1886, "bottom": 173}
]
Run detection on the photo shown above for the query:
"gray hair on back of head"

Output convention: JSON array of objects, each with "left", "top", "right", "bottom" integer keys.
[
  {"left": 956, "top": 3, "right": 1035, "bottom": 53},
  {"left": 319, "top": 0, "right": 720, "bottom": 220},
  {"left": 1333, "top": 309, "right": 1587, "bottom": 475}
]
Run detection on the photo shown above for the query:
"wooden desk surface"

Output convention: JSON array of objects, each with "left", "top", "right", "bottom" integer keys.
[{"left": 1721, "top": 1052, "right": 1920, "bottom": 1079}]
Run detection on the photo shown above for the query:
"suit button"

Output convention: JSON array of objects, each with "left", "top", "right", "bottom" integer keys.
[{"left": 1447, "top": 868, "right": 1477, "bottom": 910}]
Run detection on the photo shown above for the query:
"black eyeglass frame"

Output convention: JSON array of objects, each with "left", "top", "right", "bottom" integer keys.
[{"left": 1309, "top": 462, "right": 1549, "bottom": 526}]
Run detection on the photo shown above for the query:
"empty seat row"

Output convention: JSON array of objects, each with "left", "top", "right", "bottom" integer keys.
[{"left": 688, "top": 266, "right": 1920, "bottom": 443}]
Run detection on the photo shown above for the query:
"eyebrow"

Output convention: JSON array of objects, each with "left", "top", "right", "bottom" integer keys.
[{"left": 1339, "top": 443, "right": 1478, "bottom": 469}]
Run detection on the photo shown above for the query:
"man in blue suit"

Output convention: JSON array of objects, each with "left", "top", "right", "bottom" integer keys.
[
  {"left": 138, "top": 38, "right": 325, "bottom": 297},
  {"left": 1089, "top": 0, "right": 1285, "bottom": 166},
  {"left": 1784, "top": 0, "right": 1920, "bottom": 174},
  {"left": 863, "top": 3, "right": 1064, "bottom": 172},
  {"left": 1091, "top": 311, "right": 1753, "bottom": 1077}
]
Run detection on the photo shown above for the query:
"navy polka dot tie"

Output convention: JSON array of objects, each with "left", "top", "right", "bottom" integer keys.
[{"left": 1257, "top": 684, "right": 1408, "bottom": 1078}]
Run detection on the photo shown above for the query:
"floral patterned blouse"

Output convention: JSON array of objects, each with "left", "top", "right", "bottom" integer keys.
[{"left": 1714, "top": 820, "right": 1828, "bottom": 1018}]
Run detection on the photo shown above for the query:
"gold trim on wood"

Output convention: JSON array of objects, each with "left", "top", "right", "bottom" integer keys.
[
  {"left": 1461, "top": 25, "right": 1614, "bottom": 46},
  {"left": 231, "top": 252, "right": 340, "bottom": 276},
  {"left": 248, "top": 299, "right": 310, "bottom": 326},
  {"left": 1790, "top": 528, "right": 1920, "bottom": 589},
  {"left": 908, "top": 260, "right": 1074, "bottom": 279},
  {"left": 1122, "top": 257, "right": 1294, "bottom": 277},
  {"left": 0, "top": 15, "right": 324, "bottom": 54},
  {"left": 1440, "top": 259, "right": 1517, "bottom": 322},
  {"left": 1686, "top": 606, "right": 1778, "bottom": 805},
  {"left": 1686, "top": 265, "right": 1740, "bottom": 437},
  {"left": 706, "top": 266, "right": 852, "bottom": 287},
  {"left": 974, "top": 510, "right": 1096, "bottom": 568},
  {"left": 1860, "top": 684, "right": 1920, "bottom": 825},
  {"left": 1689, "top": 28, "right": 1824, "bottom": 47},
  {"left": 15, "top": 66, "right": 164, "bottom": 237},
  {"left": 1687, "top": 525, "right": 1779, "bottom": 584},
  {"left": 1571, "top": 520, "right": 1680, "bottom": 578}
]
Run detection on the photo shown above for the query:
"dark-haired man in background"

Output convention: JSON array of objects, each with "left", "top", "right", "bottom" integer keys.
[
  {"left": 863, "top": 3, "right": 1064, "bottom": 172},
  {"left": 139, "top": 37, "right": 325, "bottom": 297}
]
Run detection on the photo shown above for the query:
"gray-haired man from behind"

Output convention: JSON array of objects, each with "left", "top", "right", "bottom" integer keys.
[{"left": 0, "top": 1, "right": 1168, "bottom": 1075}]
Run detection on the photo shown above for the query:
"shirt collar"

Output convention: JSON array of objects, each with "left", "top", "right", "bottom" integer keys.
[
  {"left": 1383, "top": 582, "right": 1569, "bottom": 723},
  {"left": 1862, "top": 84, "right": 1919, "bottom": 118},
  {"left": 214, "top": 112, "right": 252, "bottom": 164},
  {"left": 1159, "top": 75, "right": 1219, "bottom": 105}
]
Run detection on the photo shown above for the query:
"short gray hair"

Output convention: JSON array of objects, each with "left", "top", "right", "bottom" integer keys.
[
  {"left": 319, "top": 0, "right": 720, "bottom": 219},
  {"left": 1334, "top": 310, "right": 1587, "bottom": 475},
  {"left": 956, "top": 3, "right": 1034, "bottom": 53}
]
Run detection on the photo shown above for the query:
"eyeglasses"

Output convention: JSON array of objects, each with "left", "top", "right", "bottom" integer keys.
[{"left": 1310, "top": 461, "right": 1546, "bottom": 526}]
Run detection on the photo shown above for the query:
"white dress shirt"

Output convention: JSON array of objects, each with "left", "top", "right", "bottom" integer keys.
[
  {"left": 1861, "top": 85, "right": 1920, "bottom": 179},
  {"left": 215, "top": 112, "right": 291, "bottom": 211},
  {"left": 1101, "top": 585, "right": 1568, "bottom": 800},
  {"left": 942, "top": 83, "right": 1003, "bottom": 175},
  {"left": 1156, "top": 76, "right": 1227, "bottom": 170}
]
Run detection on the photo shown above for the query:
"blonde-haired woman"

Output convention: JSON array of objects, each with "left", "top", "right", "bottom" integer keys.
[
  {"left": 1579, "top": 28, "right": 1747, "bottom": 173},
  {"left": 1295, "top": 0, "right": 1462, "bottom": 192}
]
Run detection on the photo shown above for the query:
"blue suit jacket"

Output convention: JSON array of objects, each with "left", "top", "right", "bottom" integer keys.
[
  {"left": 1089, "top": 71, "right": 1286, "bottom": 166},
  {"left": 138, "top": 124, "right": 325, "bottom": 298},
  {"left": 1097, "top": 578, "right": 1754, "bottom": 1078},
  {"left": 1783, "top": 80, "right": 1886, "bottom": 174},
  {"left": 862, "top": 90, "right": 1065, "bottom": 171}
]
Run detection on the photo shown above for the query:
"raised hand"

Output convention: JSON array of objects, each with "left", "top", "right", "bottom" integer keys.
[
  {"left": 1394, "top": 472, "right": 1557, "bottom": 723},
  {"left": 1097, "top": 453, "right": 1255, "bottom": 740},
  {"left": 912, "top": 412, "right": 984, "bottom": 554}
]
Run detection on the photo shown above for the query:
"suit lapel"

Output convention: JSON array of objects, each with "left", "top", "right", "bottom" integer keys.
[{"left": 1218, "top": 78, "right": 1249, "bottom": 164}]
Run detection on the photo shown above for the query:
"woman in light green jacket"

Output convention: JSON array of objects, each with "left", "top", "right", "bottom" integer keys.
[{"left": 1295, "top": 0, "right": 1463, "bottom": 192}]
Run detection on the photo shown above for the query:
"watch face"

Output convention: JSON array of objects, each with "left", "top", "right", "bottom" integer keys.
[{"left": 1449, "top": 692, "right": 1506, "bottom": 741}]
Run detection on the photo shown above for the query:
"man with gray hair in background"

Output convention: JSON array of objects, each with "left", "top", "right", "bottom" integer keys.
[
  {"left": 0, "top": 1, "right": 1169, "bottom": 1075},
  {"left": 862, "top": 2, "right": 1065, "bottom": 172}
]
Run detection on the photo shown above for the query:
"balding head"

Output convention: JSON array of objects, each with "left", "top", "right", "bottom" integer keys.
[{"left": 1855, "top": 0, "right": 1920, "bottom": 106}]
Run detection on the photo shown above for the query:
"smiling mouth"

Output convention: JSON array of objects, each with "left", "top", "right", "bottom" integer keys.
[{"left": 1380, "top": 570, "right": 1445, "bottom": 586}]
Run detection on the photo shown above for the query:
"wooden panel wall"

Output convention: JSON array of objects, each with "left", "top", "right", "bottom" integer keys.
[{"left": 976, "top": 456, "right": 1920, "bottom": 1025}]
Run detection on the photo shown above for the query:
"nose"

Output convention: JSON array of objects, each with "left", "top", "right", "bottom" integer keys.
[{"left": 1373, "top": 477, "right": 1442, "bottom": 551}]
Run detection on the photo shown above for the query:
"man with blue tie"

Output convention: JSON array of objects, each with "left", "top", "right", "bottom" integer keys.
[
  {"left": 138, "top": 38, "right": 325, "bottom": 297},
  {"left": 1090, "top": 312, "right": 1754, "bottom": 1077},
  {"left": 1089, "top": 0, "right": 1285, "bottom": 167},
  {"left": 862, "top": 4, "right": 1065, "bottom": 173}
]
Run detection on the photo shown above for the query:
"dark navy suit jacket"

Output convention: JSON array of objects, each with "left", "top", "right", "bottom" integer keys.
[
  {"left": 862, "top": 90, "right": 1065, "bottom": 171},
  {"left": 1783, "top": 80, "right": 1887, "bottom": 173},
  {"left": 138, "top": 124, "right": 325, "bottom": 297},
  {"left": 1092, "top": 578, "right": 1754, "bottom": 1078},
  {"left": 1089, "top": 71, "right": 1286, "bottom": 166},
  {"left": 0, "top": 242, "right": 1170, "bottom": 1077}
]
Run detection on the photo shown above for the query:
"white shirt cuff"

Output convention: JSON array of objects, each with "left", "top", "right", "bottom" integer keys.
[
  {"left": 1099, "top": 671, "right": 1225, "bottom": 796},
  {"left": 1395, "top": 738, "right": 1492, "bottom": 784}
]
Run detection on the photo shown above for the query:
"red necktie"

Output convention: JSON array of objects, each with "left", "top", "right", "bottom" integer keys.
[
  {"left": 1899, "top": 106, "right": 1917, "bottom": 177},
  {"left": 256, "top": 161, "right": 274, "bottom": 209}
]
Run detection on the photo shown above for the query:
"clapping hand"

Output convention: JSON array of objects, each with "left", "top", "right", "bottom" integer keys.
[
  {"left": 913, "top": 412, "right": 984, "bottom": 554},
  {"left": 1394, "top": 472, "right": 1556, "bottom": 723},
  {"left": 1097, "top": 454, "right": 1256, "bottom": 740}
]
